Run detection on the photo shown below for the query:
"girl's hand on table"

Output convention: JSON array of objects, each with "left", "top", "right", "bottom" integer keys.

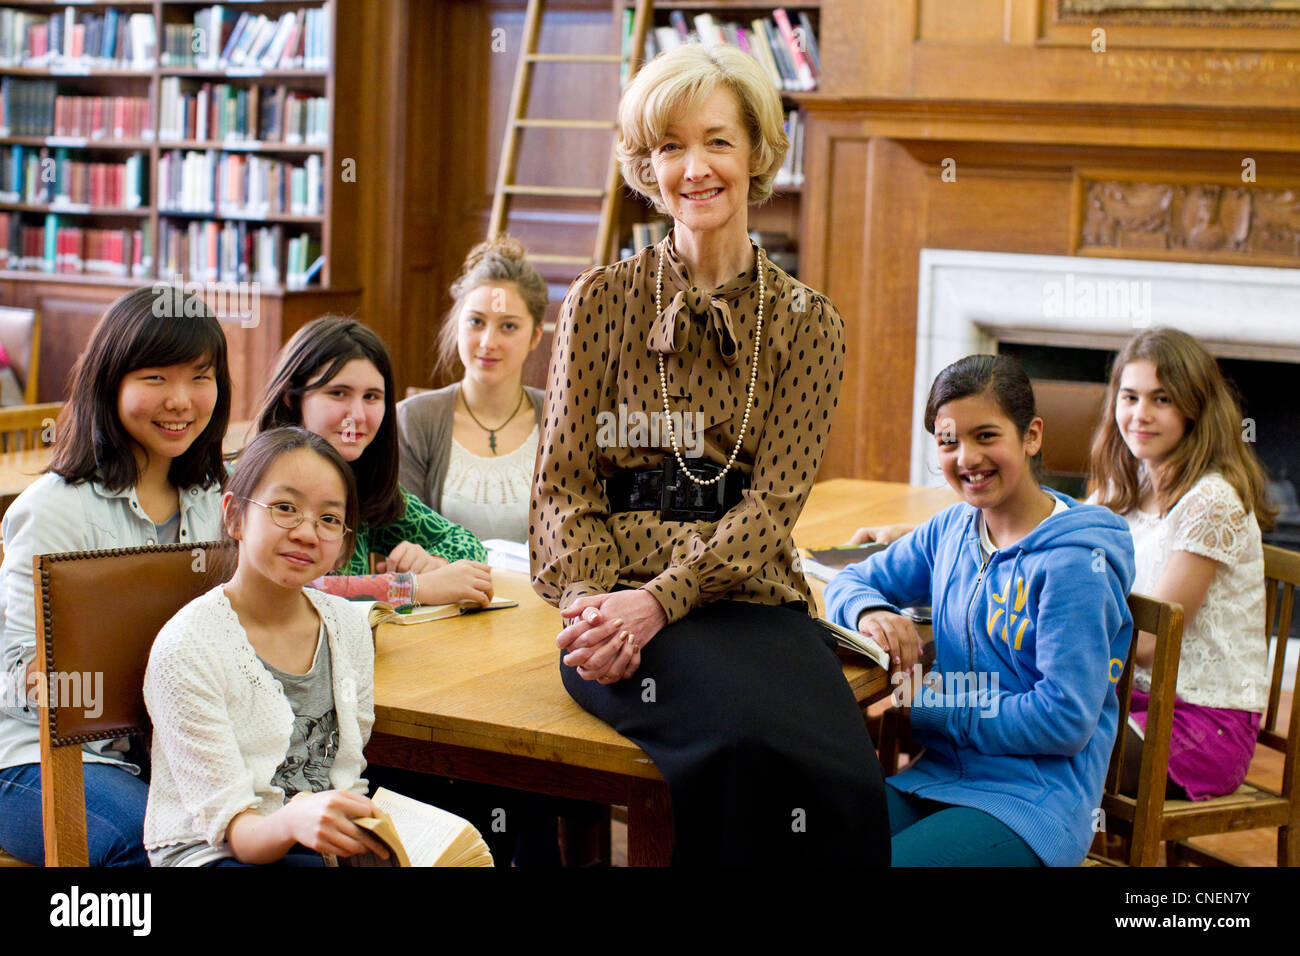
[
  {"left": 415, "top": 560, "right": 493, "bottom": 606},
  {"left": 857, "top": 609, "right": 923, "bottom": 678},
  {"left": 846, "top": 524, "right": 915, "bottom": 546},
  {"left": 375, "top": 541, "right": 447, "bottom": 574},
  {"left": 559, "top": 590, "right": 667, "bottom": 682}
]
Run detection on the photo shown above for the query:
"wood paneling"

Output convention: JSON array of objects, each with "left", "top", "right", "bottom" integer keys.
[
  {"left": 376, "top": 0, "right": 1300, "bottom": 485},
  {"left": 801, "top": 97, "right": 1300, "bottom": 480},
  {"left": 823, "top": 0, "right": 1300, "bottom": 107}
]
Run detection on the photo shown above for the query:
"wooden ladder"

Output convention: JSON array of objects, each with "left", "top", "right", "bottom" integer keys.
[{"left": 488, "top": 0, "right": 654, "bottom": 274}]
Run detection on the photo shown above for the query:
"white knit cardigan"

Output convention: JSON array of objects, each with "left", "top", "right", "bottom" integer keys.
[{"left": 143, "top": 585, "right": 375, "bottom": 860}]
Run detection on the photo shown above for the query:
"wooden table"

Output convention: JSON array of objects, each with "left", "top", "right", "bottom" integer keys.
[
  {"left": 0, "top": 420, "right": 256, "bottom": 499},
  {"left": 365, "top": 478, "right": 958, "bottom": 866}
]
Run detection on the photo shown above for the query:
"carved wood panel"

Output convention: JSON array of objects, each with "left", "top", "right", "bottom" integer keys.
[{"left": 1074, "top": 172, "right": 1300, "bottom": 264}]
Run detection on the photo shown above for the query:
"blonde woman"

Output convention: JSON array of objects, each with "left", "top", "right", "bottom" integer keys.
[
  {"left": 530, "top": 45, "right": 888, "bottom": 864},
  {"left": 398, "top": 236, "right": 546, "bottom": 543}
]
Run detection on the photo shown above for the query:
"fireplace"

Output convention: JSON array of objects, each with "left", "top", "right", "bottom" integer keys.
[
  {"left": 912, "top": 250, "right": 1300, "bottom": 533},
  {"left": 913, "top": 249, "right": 1300, "bottom": 654}
]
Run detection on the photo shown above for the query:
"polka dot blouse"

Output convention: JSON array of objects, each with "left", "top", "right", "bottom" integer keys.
[{"left": 529, "top": 235, "right": 846, "bottom": 624}]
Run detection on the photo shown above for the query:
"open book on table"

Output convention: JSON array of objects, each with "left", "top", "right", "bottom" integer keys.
[
  {"left": 323, "top": 788, "right": 494, "bottom": 867},
  {"left": 801, "top": 543, "right": 888, "bottom": 583},
  {"left": 354, "top": 595, "right": 517, "bottom": 628}
]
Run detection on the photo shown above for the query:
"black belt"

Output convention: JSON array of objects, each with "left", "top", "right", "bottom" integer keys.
[{"left": 604, "top": 457, "right": 749, "bottom": 522}]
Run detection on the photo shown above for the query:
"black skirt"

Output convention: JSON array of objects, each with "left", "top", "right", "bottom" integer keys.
[{"left": 561, "top": 599, "right": 891, "bottom": 865}]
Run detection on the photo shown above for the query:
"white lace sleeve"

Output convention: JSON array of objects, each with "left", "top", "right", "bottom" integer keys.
[{"left": 1169, "top": 475, "right": 1249, "bottom": 565}]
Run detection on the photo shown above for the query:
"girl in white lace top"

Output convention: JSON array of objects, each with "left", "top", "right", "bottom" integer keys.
[
  {"left": 1089, "top": 328, "right": 1276, "bottom": 801},
  {"left": 398, "top": 235, "right": 547, "bottom": 543}
]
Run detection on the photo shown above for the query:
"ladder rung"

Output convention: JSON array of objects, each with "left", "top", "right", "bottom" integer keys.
[
  {"left": 525, "top": 53, "right": 624, "bottom": 63},
  {"left": 527, "top": 253, "right": 596, "bottom": 265},
  {"left": 514, "top": 119, "right": 618, "bottom": 130},
  {"left": 503, "top": 185, "right": 606, "bottom": 198}
]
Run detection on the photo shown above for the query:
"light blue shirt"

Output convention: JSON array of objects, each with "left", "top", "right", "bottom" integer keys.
[{"left": 0, "top": 473, "right": 223, "bottom": 771}]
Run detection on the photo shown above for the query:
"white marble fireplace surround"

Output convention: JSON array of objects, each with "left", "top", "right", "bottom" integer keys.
[{"left": 911, "top": 249, "right": 1300, "bottom": 488}]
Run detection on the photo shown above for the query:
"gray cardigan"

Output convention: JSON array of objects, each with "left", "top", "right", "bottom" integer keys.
[{"left": 396, "top": 382, "right": 545, "bottom": 513}]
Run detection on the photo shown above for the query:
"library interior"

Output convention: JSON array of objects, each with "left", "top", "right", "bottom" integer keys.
[{"left": 0, "top": 0, "right": 1296, "bottom": 881}]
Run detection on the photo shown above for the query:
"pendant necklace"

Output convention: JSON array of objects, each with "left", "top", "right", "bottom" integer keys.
[{"left": 461, "top": 388, "right": 526, "bottom": 455}]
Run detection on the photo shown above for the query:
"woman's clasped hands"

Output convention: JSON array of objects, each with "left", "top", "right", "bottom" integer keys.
[{"left": 557, "top": 590, "right": 668, "bottom": 684}]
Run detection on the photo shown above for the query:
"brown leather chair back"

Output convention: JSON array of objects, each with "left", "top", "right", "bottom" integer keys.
[
  {"left": 36, "top": 541, "right": 233, "bottom": 864},
  {"left": 0, "top": 307, "right": 41, "bottom": 404},
  {"left": 1031, "top": 380, "right": 1108, "bottom": 477},
  {"left": 37, "top": 542, "right": 233, "bottom": 744}
]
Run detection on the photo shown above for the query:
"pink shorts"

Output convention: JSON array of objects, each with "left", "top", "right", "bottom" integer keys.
[{"left": 1128, "top": 688, "right": 1261, "bottom": 801}]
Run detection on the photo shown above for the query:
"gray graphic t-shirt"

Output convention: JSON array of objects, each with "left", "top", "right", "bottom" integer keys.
[{"left": 261, "top": 624, "right": 340, "bottom": 798}]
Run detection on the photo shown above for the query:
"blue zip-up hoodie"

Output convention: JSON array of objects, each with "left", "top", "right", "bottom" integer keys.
[{"left": 825, "top": 489, "right": 1135, "bottom": 866}]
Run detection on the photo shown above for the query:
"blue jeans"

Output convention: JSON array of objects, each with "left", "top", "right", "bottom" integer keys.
[
  {"left": 0, "top": 762, "right": 149, "bottom": 866},
  {"left": 886, "top": 784, "right": 1043, "bottom": 866},
  {"left": 205, "top": 847, "right": 325, "bottom": 867}
]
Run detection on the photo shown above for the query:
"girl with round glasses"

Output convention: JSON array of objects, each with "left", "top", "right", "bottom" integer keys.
[{"left": 145, "top": 427, "right": 388, "bottom": 866}]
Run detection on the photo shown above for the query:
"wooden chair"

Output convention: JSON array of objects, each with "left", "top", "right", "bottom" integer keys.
[
  {"left": 0, "top": 401, "right": 63, "bottom": 453},
  {"left": 1102, "top": 551, "right": 1300, "bottom": 867},
  {"left": 0, "top": 306, "right": 42, "bottom": 405},
  {"left": 1096, "top": 592, "right": 1185, "bottom": 865},
  {"left": 36, "top": 542, "right": 230, "bottom": 866}
]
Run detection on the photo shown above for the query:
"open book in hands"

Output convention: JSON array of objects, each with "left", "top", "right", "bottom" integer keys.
[
  {"left": 816, "top": 618, "right": 891, "bottom": 671},
  {"left": 323, "top": 788, "right": 494, "bottom": 868}
]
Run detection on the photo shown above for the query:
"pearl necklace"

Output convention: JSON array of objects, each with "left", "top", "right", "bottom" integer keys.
[{"left": 655, "top": 238, "right": 764, "bottom": 488}]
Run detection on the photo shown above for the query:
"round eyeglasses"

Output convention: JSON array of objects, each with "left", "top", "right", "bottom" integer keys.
[{"left": 243, "top": 498, "right": 349, "bottom": 541}]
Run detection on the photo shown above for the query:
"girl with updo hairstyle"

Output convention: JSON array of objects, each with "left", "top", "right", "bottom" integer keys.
[{"left": 398, "top": 234, "right": 547, "bottom": 543}]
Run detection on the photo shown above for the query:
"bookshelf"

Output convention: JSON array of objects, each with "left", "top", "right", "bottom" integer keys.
[
  {"left": 0, "top": 1, "right": 362, "bottom": 417},
  {"left": 617, "top": 3, "right": 820, "bottom": 277}
]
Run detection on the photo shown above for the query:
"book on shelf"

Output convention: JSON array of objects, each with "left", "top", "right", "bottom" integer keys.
[
  {"left": 216, "top": 7, "right": 330, "bottom": 72},
  {"left": 628, "top": 218, "right": 669, "bottom": 254},
  {"left": 285, "top": 230, "right": 321, "bottom": 289},
  {"left": 642, "top": 8, "right": 819, "bottom": 93},
  {"left": 0, "top": 6, "right": 156, "bottom": 71},
  {"left": 157, "top": 149, "right": 322, "bottom": 217},
  {"left": 158, "top": 216, "right": 281, "bottom": 285},
  {"left": 159, "top": 78, "right": 327, "bottom": 145},
  {"left": 0, "top": 145, "right": 146, "bottom": 208},
  {"left": 163, "top": 6, "right": 328, "bottom": 72},
  {"left": 0, "top": 79, "right": 151, "bottom": 139},
  {"left": 0, "top": 210, "right": 148, "bottom": 277},
  {"left": 773, "top": 108, "right": 804, "bottom": 189},
  {"left": 320, "top": 788, "right": 494, "bottom": 868}
]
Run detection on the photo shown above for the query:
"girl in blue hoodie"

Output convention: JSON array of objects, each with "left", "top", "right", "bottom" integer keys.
[{"left": 826, "top": 355, "right": 1135, "bottom": 866}]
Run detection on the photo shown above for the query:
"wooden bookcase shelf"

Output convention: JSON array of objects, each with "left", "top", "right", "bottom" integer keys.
[
  {"left": 0, "top": 0, "right": 339, "bottom": 286},
  {"left": 0, "top": 0, "right": 360, "bottom": 417},
  {"left": 616, "top": 3, "right": 820, "bottom": 273}
]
